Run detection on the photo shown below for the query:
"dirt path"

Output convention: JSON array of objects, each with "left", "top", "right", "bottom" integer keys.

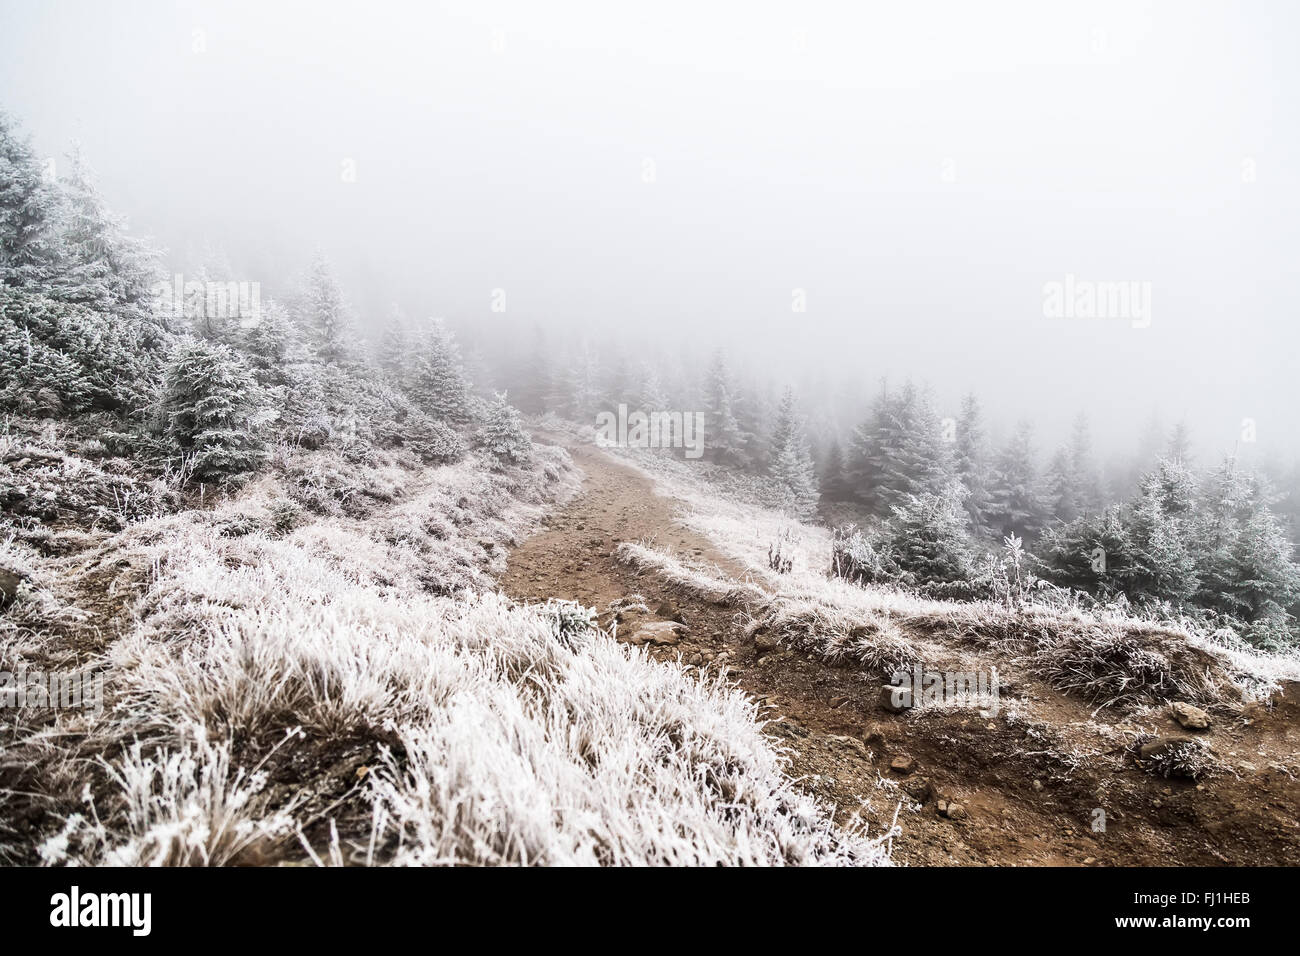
[{"left": 502, "top": 439, "right": 1300, "bottom": 866}]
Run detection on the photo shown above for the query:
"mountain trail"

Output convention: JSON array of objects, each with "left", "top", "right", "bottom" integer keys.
[{"left": 502, "top": 438, "right": 1300, "bottom": 866}]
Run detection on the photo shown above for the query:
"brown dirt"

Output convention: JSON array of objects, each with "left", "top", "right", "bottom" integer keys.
[{"left": 502, "top": 438, "right": 1300, "bottom": 866}]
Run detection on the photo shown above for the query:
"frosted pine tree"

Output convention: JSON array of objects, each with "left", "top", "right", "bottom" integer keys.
[
  {"left": 564, "top": 341, "right": 603, "bottom": 420},
  {"left": 1045, "top": 447, "right": 1079, "bottom": 523},
  {"left": 1067, "top": 413, "right": 1104, "bottom": 515},
  {"left": 1227, "top": 508, "right": 1300, "bottom": 634},
  {"left": 1166, "top": 421, "right": 1193, "bottom": 465},
  {"left": 953, "top": 392, "right": 993, "bottom": 535},
  {"left": 160, "top": 340, "right": 269, "bottom": 483},
  {"left": 986, "top": 420, "right": 1048, "bottom": 539},
  {"left": 819, "top": 438, "right": 853, "bottom": 502},
  {"left": 54, "top": 145, "right": 159, "bottom": 311},
  {"left": 377, "top": 303, "right": 412, "bottom": 383},
  {"left": 635, "top": 362, "right": 668, "bottom": 412},
  {"left": 1191, "top": 457, "right": 1300, "bottom": 634},
  {"left": 767, "top": 387, "right": 819, "bottom": 518},
  {"left": 0, "top": 111, "right": 61, "bottom": 291},
  {"left": 885, "top": 483, "right": 975, "bottom": 584},
  {"left": 703, "top": 351, "right": 750, "bottom": 466},
  {"left": 479, "top": 391, "right": 531, "bottom": 467},
  {"left": 408, "top": 318, "right": 473, "bottom": 425},
  {"left": 297, "top": 252, "right": 353, "bottom": 363},
  {"left": 1121, "top": 469, "right": 1198, "bottom": 604},
  {"left": 849, "top": 380, "right": 950, "bottom": 517},
  {"left": 240, "top": 298, "right": 301, "bottom": 383}
]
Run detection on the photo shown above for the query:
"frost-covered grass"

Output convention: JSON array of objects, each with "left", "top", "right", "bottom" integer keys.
[
  {"left": 7, "top": 442, "right": 888, "bottom": 867},
  {"left": 615, "top": 541, "right": 766, "bottom": 607}
]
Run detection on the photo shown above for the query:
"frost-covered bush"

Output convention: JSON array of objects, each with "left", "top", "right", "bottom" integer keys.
[
  {"left": 1132, "top": 734, "right": 1217, "bottom": 781},
  {"left": 830, "top": 523, "right": 894, "bottom": 585},
  {"left": 541, "top": 598, "right": 598, "bottom": 648}
]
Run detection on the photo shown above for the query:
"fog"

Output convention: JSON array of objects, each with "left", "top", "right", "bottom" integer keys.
[{"left": 3, "top": 0, "right": 1297, "bottom": 459}]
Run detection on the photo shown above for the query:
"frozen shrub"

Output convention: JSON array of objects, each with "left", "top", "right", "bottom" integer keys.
[
  {"left": 267, "top": 497, "right": 302, "bottom": 535},
  {"left": 541, "top": 599, "right": 598, "bottom": 647},
  {"left": 767, "top": 542, "right": 793, "bottom": 574},
  {"left": 830, "top": 524, "right": 894, "bottom": 585},
  {"left": 1132, "top": 734, "right": 1218, "bottom": 781}
]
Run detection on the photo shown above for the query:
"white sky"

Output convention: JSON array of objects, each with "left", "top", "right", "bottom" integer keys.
[{"left": 2, "top": 0, "right": 1297, "bottom": 459}]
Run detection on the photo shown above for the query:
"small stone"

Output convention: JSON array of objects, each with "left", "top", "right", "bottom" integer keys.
[
  {"left": 901, "top": 776, "right": 933, "bottom": 802},
  {"left": 0, "top": 568, "right": 21, "bottom": 607},
  {"left": 1171, "top": 702, "right": 1211, "bottom": 731},
  {"left": 1083, "top": 857, "right": 1096, "bottom": 865},
  {"left": 943, "top": 802, "right": 967, "bottom": 821},
  {"left": 879, "top": 684, "right": 909, "bottom": 713},
  {"left": 631, "top": 622, "right": 683, "bottom": 646},
  {"left": 829, "top": 735, "right": 870, "bottom": 760},
  {"left": 754, "top": 631, "right": 781, "bottom": 652},
  {"left": 890, "top": 755, "right": 916, "bottom": 774}
]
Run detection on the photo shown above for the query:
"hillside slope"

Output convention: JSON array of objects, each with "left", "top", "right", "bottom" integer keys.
[{"left": 0, "top": 425, "right": 889, "bottom": 866}]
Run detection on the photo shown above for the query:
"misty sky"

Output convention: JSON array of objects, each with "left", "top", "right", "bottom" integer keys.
[{"left": 2, "top": 0, "right": 1297, "bottom": 460}]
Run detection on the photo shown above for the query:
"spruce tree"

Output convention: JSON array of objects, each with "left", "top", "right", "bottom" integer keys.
[
  {"left": 160, "top": 340, "right": 268, "bottom": 483},
  {"left": 851, "top": 381, "right": 952, "bottom": 518},
  {"left": 240, "top": 298, "right": 300, "bottom": 384},
  {"left": 297, "top": 253, "right": 352, "bottom": 363},
  {"left": 478, "top": 391, "right": 531, "bottom": 467},
  {"left": 767, "top": 387, "right": 819, "bottom": 518},
  {"left": 1067, "top": 413, "right": 1103, "bottom": 515},
  {"left": 1045, "top": 447, "right": 1079, "bottom": 523},
  {"left": 408, "top": 318, "right": 473, "bottom": 425},
  {"left": 565, "top": 341, "right": 603, "bottom": 420},
  {"left": 703, "top": 351, "right": 750, "bottom": 466},
  {"left": 1228, "top": 508, "right": 1300, "bottom": 627},
  {"left": 54, "top": 146, "right": 159, "bottom": 312},
  {"left": 953, "top": 392, "right": 993, "bottom": 535},
  {"left": 884, "top": 483, "right": 975, "bottom": 584},
  {"left": 1166, "top": 421, "right": 1193, "bottom": 465},
  {"left": 1121, "top": 467, "right": 1198, "bottom": 604},
  {"left": 986, "top": 421, "right": 1048, "bottom": 539},
  {"left": 820, "top": 438, "right": 852, "bottom": 502},
  {"left": 377, "top": 303, "right": 411, "bottom": 383},
  {"left": 635, "top": 362, "right": 668, "bottom": 412},
  {"left": 0, "top": 111, "right": 61, "bottom": 292}
]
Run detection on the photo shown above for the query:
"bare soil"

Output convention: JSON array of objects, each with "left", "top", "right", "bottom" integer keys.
[{"left": 501, "top": 439, "right": 1300, "bottom": 866}]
